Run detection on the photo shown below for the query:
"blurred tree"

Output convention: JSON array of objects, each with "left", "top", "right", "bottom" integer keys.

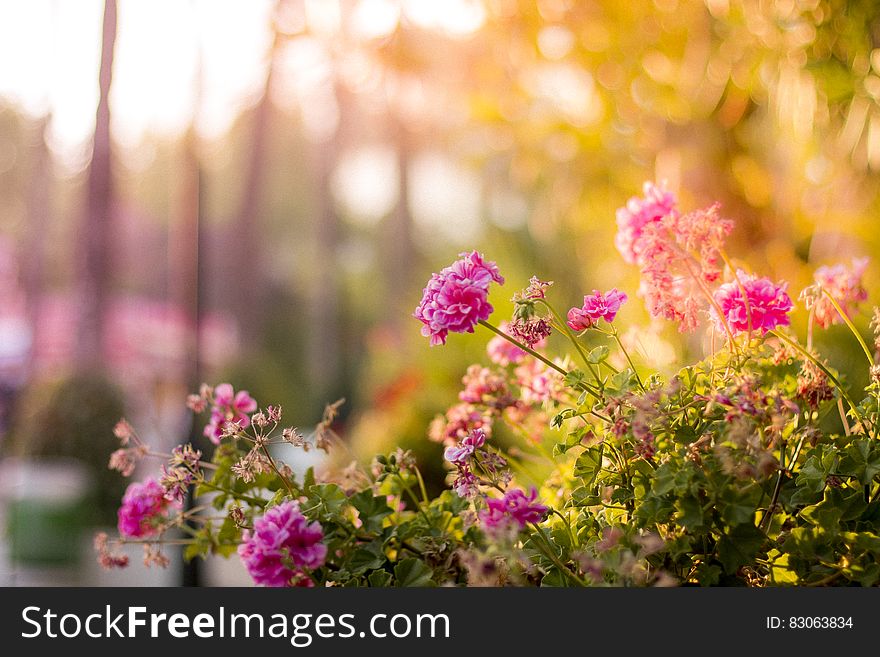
[
  {"left": 21, "top": 114, "right": 51, "bottom": 374},
  {"left": 76, "top": 0, "right": 118, "bottom": 369}
]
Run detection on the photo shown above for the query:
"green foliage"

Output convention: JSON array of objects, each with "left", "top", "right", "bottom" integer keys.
[{"left": 5, "top": 372, "right": 127, "bottom": 524}]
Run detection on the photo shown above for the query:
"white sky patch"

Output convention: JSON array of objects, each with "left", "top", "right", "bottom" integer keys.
[
  {"left": 0, "top": 0, "right": 273, "bottom": 157},
  {"left": 409, "top": 151, "right": 483, "bottom": 246},
  {"left": 331, "top": 145, "right": 400, "bottom": 225}
]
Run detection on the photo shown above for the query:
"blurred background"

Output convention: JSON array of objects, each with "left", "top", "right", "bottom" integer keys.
[{"left": 1, "top": 0, "right": 879, "bottom": 585}]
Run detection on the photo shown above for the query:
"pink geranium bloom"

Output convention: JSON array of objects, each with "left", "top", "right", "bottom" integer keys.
[
  {"left": 238, "top": 501, "right": 327, "bottom": 588},
  {"left": 712, "top": 271, "right": 794, "bottom": 335},
  {"left": 479, "top": 487, "right": 548, "bottom": 531},
  {"left": 414, "top": 251, "right": 504, "bottom": 346},
  {"left": 486, "top": 321, "right": 531, "bottom": 366},
  {"left": 444, "top": 428, "right": 487, "bottom": 465},
  {"left": 810, "top": 258, "right": 869, "bottom": 329},
  {"left": 567, "top": 288, "right": 628, "bottom": 331},
  {"left": 204, "top": 383, "right": 258, "bottom": 444},
  {"left": 117, "top": 478, "right": 177, "bottom": 538},
  {"left": 615, "top": 181, "right": 678, "bottom": 265}
]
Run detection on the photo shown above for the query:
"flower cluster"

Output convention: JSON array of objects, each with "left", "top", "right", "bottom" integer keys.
[
  {"left": 712, "top": 271, "right": 794, "bottom": 335},
  {"left": 414, "top": 251, "right": 504, "bottom": 346},
  {"left": 478, "top": 488, "right": 548, "bottom": 533},
  {"left": 567, "top": 288, "right": 628, "bottom": 331},
  {"left": 117, "top": 478, "right": 177, "bottom": 538},
  {"left": 615, "top": 181, "right": 678, "bottom": 265},
  {"left": 99, "top": 180, "right": 879, "bottom": 590},
  {"left": 801, "top": 258, "right": 869, "bottom": 329},
  {"left": 238, "top": 501, "right": 327, "bottom": 587},
  {"left": 487, "top": 321, "right": 529, "bottom": 366},
  {"left": 202, "top": 383, "right": 258, "bottom": 444}
]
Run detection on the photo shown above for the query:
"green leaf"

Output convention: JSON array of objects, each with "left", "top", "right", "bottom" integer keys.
[
  {"left": 569, "top": 486, "right": 601, "bottom": 507},
  {"left": 574, "top": 445, "right": 604, "bottom": 485},
  {"left": 539, "top": 569, "right": 568, "bottom": 587},
  {"left": 394, "top": 558, "right": 435, "bottom": 587},
  {"left": 674, "top": 495, "right": 706, "bottom": 530},
  {"left": 350, "top": 491, "right": 393, "bottom": 533},
  {"left": 349, "top": 543, "right": 387, "bottom": 575},
  {"left": 367, "top": 570, "right": 393, "bottom": 587},
  {"left": 303, "top": 467, "right": 316, "bottom": 490},
  {"left": 796, "top": 449, "right": 835, "bottom": 493},
  {"left": 721, "top": 498, "right": 757, "bottom": 526},
  {"left": 767, "top": 550, "right": 799, "bottom": 585},
  {"left": 800, "top": 486, "right": 865, "bottom": 528},
  {"left": 693, "top": 562, "right": 722, "bottom": 586},
  {"left": 717, "top": 524, "right": 766, "bottom": 574},
  {"left": 307, "top": 484, "right": 348, "bottom": 516},
  {"left": 839, "top": 439, "right": 880, "bottom": 486},
  {"left": 587, "top": 345, "right": 610, "bottom": 364}
]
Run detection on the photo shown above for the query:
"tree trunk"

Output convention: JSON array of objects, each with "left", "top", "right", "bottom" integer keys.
[
  {"left": 383, "top": 116, "right": 415, "bottom": 315},
  {"left": 230, "top": 18, "right": 282, "bottom": 346},
  {"left": 21, "top": 115, "right": 52, "bottom": 373},
  {"left": 76, "top": 0, "right": 117, "bottom": 369}
]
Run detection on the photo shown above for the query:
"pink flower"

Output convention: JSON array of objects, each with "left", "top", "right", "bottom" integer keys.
[
  {"left": 615, "top": 181, "right": 678, "bottom": 265},
  {"left": 515, "top": 359, "right": 562, "bottom": 404},
  {"left": 479, "top": 487, "right": 548, "bottom": 531},
  {"left": 712, "top": 271, "right": 794, "bottom": 335},
  {"left": 444, "top": 428, "right": 487, "bottom": 465},
  {"left": 428, "top": 402, "right": 492, "bottom": 445},
  {"left": 459, "top": 364, "right": 513, "bottom": 408},
  {"left": 204, "top": 383, "right": 258, "bottom": 444},
  {"left": 487, "top": 321, "right": 529, "bottom": 366},
  {"left": 117, "top": 478, "right": 177, "bottom": 538},
  {"left": 809, "top": 258, "right": 869, "bottom": 329},
  {"left": 414, "top": 251, "right": 504, "bottom": 346},
  {"left": 238, "top": 501, "right": 327, "bottom": 588},
  {"left": 622, "top": 195, "right": 733, "bottom": 332},
  {"left": 567, "top": 288, "right": 628, "bottom": 331}
]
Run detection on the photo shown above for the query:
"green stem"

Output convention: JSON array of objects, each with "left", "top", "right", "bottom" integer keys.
[
  {"left": 769, "top": 330, "right": 871, "bottom": 435},
  {"left": 538, "top": 299, "right": 603, "bottom": 385},
  {"left": 196, "top": 480, "right": 267, "bottom": 507},
  {"left": 530, "top": 522, "right": 587, "bottom": 586},
  {"left": 396, "top": 473, "right": 433, "bottom": 528},
  {"left": 821, "top": 288, "right": 875, "bottom": 367},
  {"left": 479, "top": 320, "right": 601, "bottom": 397},
  {"left": 609, "top": 323, "right": 645, "bottom": 392},
  {"left": 260, "top": 443, "right": 297, "bottom": 498}
]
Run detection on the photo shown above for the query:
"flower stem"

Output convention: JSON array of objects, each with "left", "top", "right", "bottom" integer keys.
[
  {"left": 609, "top": 322, "right": 645, "bottom": 392},
  {"left": 260, "top": 443, "right": 297, "bottom": 498},
  {"left": 769, "top": 329, "right": 871, "bottom": 435},
  {"left": 530, "top": 522, "right": 587, "bottom": 586},
  {"left": 821, "top": 288, "right": 875, "bottom": 367},
  {"left": 478, "top": 320, "right": 601, "bottom": 397},
  {"left": 537, "top": 299, "right": 603, "bottom": 385}
]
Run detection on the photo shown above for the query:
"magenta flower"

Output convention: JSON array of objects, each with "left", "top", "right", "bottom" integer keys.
[
  {"left": 117, "top": 478, "right": 177, "bottom": 538},
  {"left": 567, "top": 288, "right": 628, "bottom": 331},
  {"left": 444, "top": 428, "right": 487, "bottom": 465},
  {"left": 414, "top": 251, "right": 504, "bottom": 346},
  {"left": 204, "top": 383, "right": 258, "bottom": 445},
  {"left": 712, "top": 271, "right": 794, "bottom": 335},
  {"left": 615, "top": 181, "right": 678, "bottom": 265},
  {"left": 238, "top": 501, "right": 327, "bottom": 588},
  {"left": 809, "top": 258, "right": 869, "bottom": 329},
  {"left": 479, "top": 487, "right": 548, "bottom": 531}
]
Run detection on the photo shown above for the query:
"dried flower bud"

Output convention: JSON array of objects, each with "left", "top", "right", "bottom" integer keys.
[
  {"left": 229, "top": 506, "right": 246, "bottom": 526},
  {"left": 186, "top": 394, "right": 207, "bottom": 413},
  {"left": 267, "top": 405, "right": 282, "bottom": 423},
  {"left": 113, "top": 419, "right": 134, "bottom": 445}
]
